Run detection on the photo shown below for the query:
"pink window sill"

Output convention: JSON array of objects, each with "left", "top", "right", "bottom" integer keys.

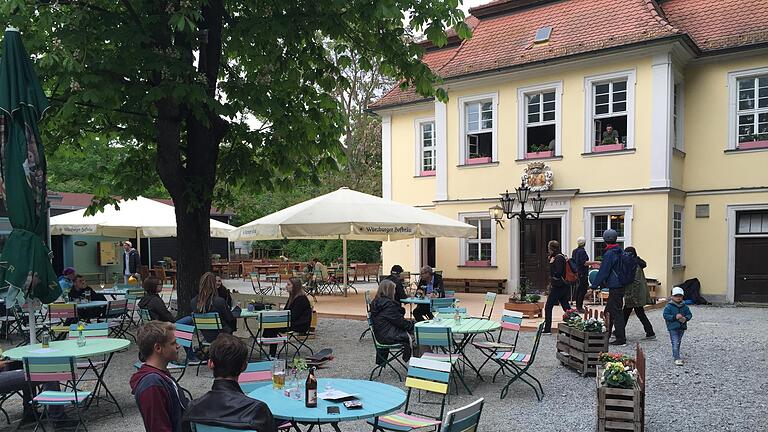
[
  {"left": 526, "top": 150, "right": 554, "bottom": 159},
  {"left": 738, "top": 140, "right": 768, "bottom": 150},
  {"left": 593, "top": 143, "right": 625, "bottom": 152},
  {"left": 463, "top": 260, "right": 491, "bottom": 267},
  {"left": 419, "top": 170, "right": 436, "bottom": 177},
  {"left": 466, "top": 157, "right": 493, "bottom": 165}
]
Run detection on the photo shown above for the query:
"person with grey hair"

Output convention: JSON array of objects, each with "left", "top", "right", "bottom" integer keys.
[
  {"left": 371, "top": 279, "right": 414, "bottom": 363},
  {"left": 414, "top": 266, "right": 444, "bottom": 322},
  {"left": 571, "top": 236, "right": 590, "bottom": 312}
]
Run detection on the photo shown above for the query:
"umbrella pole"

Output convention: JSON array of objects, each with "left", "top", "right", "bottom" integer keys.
[
  {"left": 28, "top": 301, "right": 36, "bottom": 345},
  {"left": 343, "top": 238, "right": 348, "bottom": 297}
]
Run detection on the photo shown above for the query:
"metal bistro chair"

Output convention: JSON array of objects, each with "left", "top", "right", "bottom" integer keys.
[
  {"left": 474, "top": 292, "right": 498, "bottom": 320},
  {"left": 67, "top": 322, "right": 124, "bottom": 416},
  {"left": 472, "top": 310, "right": 523, "bottom": 377},
  {"left": 138, "top": 308, "right": 152, "bottom": 324},
  {"left": 102, "top": 299, "right": 129, "bottom": 339},
  {"left": 430, "top": 298, "right": 456, "bottom": 316},
  {"left": 48, "top": 303, "right": 78, "bottom": 340},
  {"left": 287, "top": 310, "right": 317, "bottom": 361},
  {"left": 368, "top": 357, "right": 451, "bottom": 431},
  {"left": 415, "top": 326, "right": 471, "bottom": 395},
  {"left": 493, "top": 322, "right": 546, "bottom": 401},
  {"left": 443, "top": 290, "right": 456, "bottom": 299},
  {"left": 441, "top": 398, "right": 485, "bottom": 432},
  {"left": 133, "top": 322, "right": 196, "bottom": 389},
  {"left": 234, "top": 362, "right": 297, "bottom": 431},
  {"left": 367, "top": 313, "right": 407, "bottom": 382},
  {"left": 192, "top": 313, "right": 223, "bottom": 375},
  {"left": 23, "top": 356, "right": 93, "bottom": 431},
  {"left": 252, "top": 310, "right": 290, "bottom": 362},
  {"left": 359, "top": 290, "right": 373, "bottom": 341},
  {"left": 192, "top": 422, "right": 295, "bottom": 432}
]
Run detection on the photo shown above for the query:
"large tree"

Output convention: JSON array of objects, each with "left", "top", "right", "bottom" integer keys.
[{"left": 2, "top": 0, "right": 469, "bottom": 315}]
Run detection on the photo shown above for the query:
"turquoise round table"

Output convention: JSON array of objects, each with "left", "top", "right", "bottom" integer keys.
[
  {"left": 248, "top": 378, "right": 405, "bottom": 431},
  {"left": 399, "top": 297, "right": 430, "bottom": 305}
]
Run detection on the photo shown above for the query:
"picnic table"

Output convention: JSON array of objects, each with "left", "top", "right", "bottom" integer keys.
[{"left": 248, "top": 378, "right": 405, "bottom": 432}]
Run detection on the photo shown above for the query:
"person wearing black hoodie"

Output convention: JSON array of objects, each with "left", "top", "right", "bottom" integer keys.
[
  {"left": 543, "top": 240, "right": 571, "bottom": 334},
  {"left": 622, "top": 247, "right": 656, "bottom": 339},
  {"left": 370, "top": 279, "right": 414, "bottom": 364}
]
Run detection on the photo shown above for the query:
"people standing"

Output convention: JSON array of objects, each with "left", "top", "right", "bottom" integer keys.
[
  {"left": 370, "top": 279, "right": 414, "bottom": 363},
  {"left": 123, "top": 241, "right": 141, "bottom": 284},
  {"left": 663, "top": 287, "right": 692, "bottom": 366},
  {"left": 571, "top": 237, "right": 590, "bottom": 313},
  {"left": 622, "top": 247, "right": 656, "bottom": 340},
  {"left": 413, "top": 266, "right": 444, "bottom": 322},
  {"left": 591, "top": 229, "right": 629, "bottom": 346},
  {"left": 543, "top": 240, "right": 571, "bottom": 334}
]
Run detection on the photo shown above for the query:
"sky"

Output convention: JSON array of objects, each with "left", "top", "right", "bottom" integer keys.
[{"left": 461, "top": 0, "right": 495, "bottom": 13}]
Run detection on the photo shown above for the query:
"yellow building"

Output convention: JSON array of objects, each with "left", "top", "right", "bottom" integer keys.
[{"left": 370, "top": 0, "right": 768, "bottom": 303}]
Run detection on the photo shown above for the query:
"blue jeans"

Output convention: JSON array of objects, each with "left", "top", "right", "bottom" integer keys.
[{"left": 669, "top": 328, "right": 685, "bottom": 359}]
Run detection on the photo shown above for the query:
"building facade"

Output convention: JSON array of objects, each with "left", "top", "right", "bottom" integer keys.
[{"left": 371, "top": 0, "right": 768, "bottom": 303}]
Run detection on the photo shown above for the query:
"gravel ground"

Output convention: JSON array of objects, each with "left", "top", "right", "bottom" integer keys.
[{"left": 1, "top": 305, "right": 766, "bottom": 431}]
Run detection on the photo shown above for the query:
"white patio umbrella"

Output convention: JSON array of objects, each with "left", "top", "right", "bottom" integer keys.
[{"left": 229, "top": 187, "right": 477, "bottom": 294}]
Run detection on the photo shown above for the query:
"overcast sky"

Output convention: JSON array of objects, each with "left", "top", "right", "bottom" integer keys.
[{"left": 460, "top": 0, "right": 494, "bottom": 14}]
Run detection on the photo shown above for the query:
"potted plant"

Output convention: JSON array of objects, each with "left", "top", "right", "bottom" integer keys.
[
  {"left": 526, "top": 143, "right": 554, "bottom": 159},
  {"left": 738, "top": 133, "right": 768, "bottom": 149},
  {"left": 504, "top": 279, "right": 543, "bottom": 318},
  {"left": 464, "top": 258, "right": 491, "bottom": 267},
  {"left": 287, "top": 357, "right": 308, "bottom": 391}
]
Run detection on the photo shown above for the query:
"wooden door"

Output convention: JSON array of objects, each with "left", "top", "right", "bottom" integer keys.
[
  {"left": 420, "top": 238, "right": 436, "bottom": 269},
  {"left": 522, "top": 218, "right": 561, "bottom": 292},
  {"left": 735, "top": 237, "right": 768, "bottom": 303}
]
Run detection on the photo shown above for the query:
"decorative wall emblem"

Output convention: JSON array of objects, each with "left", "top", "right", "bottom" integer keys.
[{"left": 521, "top": 161, "right": 553, "bottom": 192}]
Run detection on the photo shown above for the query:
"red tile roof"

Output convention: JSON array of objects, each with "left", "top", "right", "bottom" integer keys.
[
  {"left": 47, "top": 192, "right": 233, "bottom": 216},
  {"left": 371, "top": 0, "right": 767, "bottom": 110}
]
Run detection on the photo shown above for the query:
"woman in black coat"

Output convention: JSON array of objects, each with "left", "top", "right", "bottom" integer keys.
[
  {"left": 191, "top": 272, "right": 237, "bottom": 342},
  {"left": 138, "top": 277, "right": 175, "bottom": 322},
  {"left": 543, "top": 240, "right": 572, "bottom": 334},
  {"left": 262, "top": 277, "right": 313, "bottom": 357},
  {"left": 370, "top": 279, "right": 414, "bottom": 362}
]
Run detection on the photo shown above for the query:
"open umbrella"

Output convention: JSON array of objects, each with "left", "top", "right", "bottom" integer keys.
[{"left": 0, "top": 27, "right": 60, "bottom": 343}]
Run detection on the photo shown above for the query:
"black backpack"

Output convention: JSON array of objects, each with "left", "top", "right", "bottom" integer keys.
[{"left": 612, "top": 250, "right": 637, "bottom": 287}]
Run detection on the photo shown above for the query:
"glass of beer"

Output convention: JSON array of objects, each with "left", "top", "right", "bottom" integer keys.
[{"left": 272, "top": 360, "right": 285, "bottom": 390}]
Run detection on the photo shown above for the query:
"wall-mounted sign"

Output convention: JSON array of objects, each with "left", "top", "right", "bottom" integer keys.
[
  {"left": 74, "top": 240, "right": 88, "bottom": 247},
  {"left": 521, "top": 161, "right": 553, "bottom": 192}
]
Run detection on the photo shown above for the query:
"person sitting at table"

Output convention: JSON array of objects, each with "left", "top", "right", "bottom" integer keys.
[
  {"left": 130, "top": 321, "right": 189, "bottom": 432},
  {"left": 371, "top": 279, "right": 414, "bottom": 363},
  {"left": 191, "top": 272, "right": 237, "bottom": 342},
  {"left": 183, "top": 334, "right": 277, "bottom": 432},
  {"left": 57, "top": 266, "right": 76, "bottom": 292},
  {"left": 215, "top": 275, "right": 233, "bottom": 308},
  {"left": 413, "top": 266, "right": 444, "bottom": 322},
  {"left": 139, "top": 277, "right": 175, "bottom": 322},
  {"left": 261, "top": 277, "right": 312, "bottom": 358},
  {"left": 384, "top": 265, "right": 408, "bottom": 304},
  {"left": 69, "top": 274, "right": 107, "bottom": 320}
]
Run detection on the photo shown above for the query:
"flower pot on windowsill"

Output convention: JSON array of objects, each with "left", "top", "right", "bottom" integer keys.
[
  {"left": 593, "top": 143, "right": 625, "bottom": 152},
  {"left": 738, "top": 140, "right": 768, "bottom": 150},
  {"left": 526, "top": 150, "right": 554, "bottom": 159},
  {"left": 419, "top": 170, "right": 436, "bottom": 176},
  {"left": 464, "top": 260, "right": 491, "bottom": 267},
  {"left": 466, "top": 157, "right": 492, "bottom": 165}
]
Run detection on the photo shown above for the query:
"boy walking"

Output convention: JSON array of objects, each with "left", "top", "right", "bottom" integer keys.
[{"left": 663, "top": 287, "right": 693, "bottom": 366}]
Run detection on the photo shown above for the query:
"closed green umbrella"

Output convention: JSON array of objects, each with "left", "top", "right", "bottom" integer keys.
[{"left": 0, "top": 27, "right": 60, "bottom": 332}]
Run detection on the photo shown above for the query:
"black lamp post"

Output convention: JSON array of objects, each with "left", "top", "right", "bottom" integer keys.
[{"left": 490, "top": 181, "right": 547, "bottom": 299}]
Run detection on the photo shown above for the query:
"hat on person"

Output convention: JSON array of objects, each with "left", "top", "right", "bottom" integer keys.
[
  {"left": 390, "top": 265, "right": 404, "bottom": 275},
  {"left": 602, "top": 229, "right": 618, "bottom": 243},
  {"left": 63, "top": 267, "right": 76, "bottom": 275},
  {"left": 671, "top": 287, "right": 684, "bottom": 296}
]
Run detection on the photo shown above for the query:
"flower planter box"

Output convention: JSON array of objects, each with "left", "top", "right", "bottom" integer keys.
[
  {"left": 526, "top": 150, "right": 554, "bottom": 159},
  {"left": 596, "top": 366, "right": 644, "bottom": 432},
  {"left": 419, "top": 170, "right": 436, "bottom": 176},
  {"left": 464, "top": 260, "right": 491, "bottom": 267},
  {"left": 556, "top": 323, "right": 609, "bottom": 376},
  {"left": 504, "top": 301, "right": 542, "bottom": 318},
  {"left": 466, "top": 157, "right": 492, "bottom": 165},
  {"left": 738, "top": 140, "right": 768, "bottom": 150},
  {"left": 593, "top": 143, "right": 625, "bottom": 152}
]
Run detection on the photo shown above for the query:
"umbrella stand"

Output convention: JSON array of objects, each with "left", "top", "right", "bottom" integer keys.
[
  {"left": 27, "top": 300, "right": 36, "bottom": 344},
  {"left": 342, "top": 238, "right": 348, "bottom": 297}
]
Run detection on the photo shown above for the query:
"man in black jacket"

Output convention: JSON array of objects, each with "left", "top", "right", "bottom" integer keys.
[
  {"left": 184, "top": 334, "right": 277, "bottom": 432},
  {"left": 571, "top": 236, "right": 590, "bottom": 312},
  {"left": 413, "top": 266, "right": 444, "bottom": 322},
  {"left": 384, "top": 265, "right": 408, "bottom": 304},
  {"left": 123, "top": 241, "right": 141, "bottom": 283}
]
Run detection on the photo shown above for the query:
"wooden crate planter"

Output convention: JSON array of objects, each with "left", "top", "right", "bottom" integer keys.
[
  {"left": 556, "top": 323, "right": 609, "bottom": 376},
  {"left": 595, "top": 344, "right": 646, "bottom": 432},
  {"left": 504, "top": 301, "right": 542, "bottom": 318}
]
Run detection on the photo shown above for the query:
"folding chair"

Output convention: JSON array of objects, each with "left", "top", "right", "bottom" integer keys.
[
  {"left": 287, "top": 310, "right": 316, "bottom": 361},
  {"left": 67, "top": 322, "right": 124, "bottom": 416},
  {"left": 367, "top": 313, "right": 408, "bottom": 382},
  {"left": 430, "top": 298, "right": 456, "bottom": 315},
  {"left": 472, "top": 310, "right": 522, "bottom": 377},
  {"left": 493, "top": 322, "right": 545, "bottom": 401},
  {"left": 23, "top": 356, "right": 93, "bottom": 431},
  {"left": 102, "top": 299, "right": 129, "bottom": 338},
  {"left": 359, "top": 290, "right": 373, "bottom": 341},
  {"left": 125, "top": 288, "right": 145, "bottom": 328},
  {"left": 193, "top": 313, "right": 223, "bottom": 375},
  {"left": 252, "top": 310, "right": 290, "bottom": 362},
  {"left": 138, "top": 308, "right": 152, "bottom": 324},
  {"left": 435, "top": 307, "right": 467, "bottom": 315},
  {"left": 415, "top": 326, "right": 471, "bottom": 395},
  {"left": 133, "top": 322, "right": 196, "bottom": 386},
  {"left": 0, "top": 386, "right": 21, "bottom": 424},
  {"left": 441, "top": 398, "right": 484, "bottom": 432},
  {"left": 443, "top": 290, "right": 456, "bottom": 299},
  {"left": 473, "top": 292, "right": 497, "bottom": 320},
  {"left": 160, "top": 283, "right": 175, "bottom": 308},
  {"left": 48, "top": 303, "right": 78, "bottom": 340},
  {"left": 192, "top": 423, "right": 296, "bottom": 432},
  {"left": 368, "top": 357, "right": 450, "bottom": 431}
]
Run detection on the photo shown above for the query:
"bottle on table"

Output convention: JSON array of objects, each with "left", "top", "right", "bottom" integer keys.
[
  {"left": 77, "top": 321, "right": 86, "bottom": 347},
  {"left": 305, "top": 366, "right": 317, "bottom": 408},
  {"left": 41, "top": 326, "right": 50, "bottom": 348}
]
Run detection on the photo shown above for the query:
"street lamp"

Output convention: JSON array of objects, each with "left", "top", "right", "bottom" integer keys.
[{"left": 489, "top": 181, "right": 547, "bottom": 299}]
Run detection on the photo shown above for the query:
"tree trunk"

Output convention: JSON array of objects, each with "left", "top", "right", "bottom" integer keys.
[{"left": 174, "top": 197, "right": 212, "bottom": 317}]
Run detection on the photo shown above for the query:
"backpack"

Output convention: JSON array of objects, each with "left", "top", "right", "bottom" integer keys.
[
  {"left": 614, "top": 250, "right": 637, "bottom": 287},
  {"left": 562, "top": 255, "right": 579, "bottom": 283}
]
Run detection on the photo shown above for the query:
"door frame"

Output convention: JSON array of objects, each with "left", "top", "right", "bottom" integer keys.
[
  {"left": 508, "top": 209, "right": 569, "bottom": 294},
  {"left": 727, "top": 204, "right": 768, "bottom": 303}
]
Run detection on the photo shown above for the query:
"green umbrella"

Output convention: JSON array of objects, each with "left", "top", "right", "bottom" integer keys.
[{"left": 0, "top": 27, "right": 60, "bottom": 313}]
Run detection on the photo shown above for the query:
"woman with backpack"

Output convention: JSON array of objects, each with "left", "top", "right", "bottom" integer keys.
[
  {"left": 622, "top": 247, "right": 656, "bottom": 339},
  {"left": 543, "top": 240, "right": 572, "bottom": 334}
]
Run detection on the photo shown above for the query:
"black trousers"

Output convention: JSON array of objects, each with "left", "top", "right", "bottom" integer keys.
[
  {"left": 606, "top": 288, "right": 626, "bottom": 341},
  {"left": 544, "top": 285, "right": 571, "bottom": 332},
  {"left": 575, "top": 274, "right": 589, "bottom": 309},
  {"left": 623, "top": 307, "right": 655, "bottom": 336},
  {"left": 413, "top": 304, "right": 433, "bottom": 322}
]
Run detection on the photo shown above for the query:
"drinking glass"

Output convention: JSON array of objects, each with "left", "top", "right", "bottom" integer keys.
[{"left": 272, "top": 360, "right": 285, "bottom": 390}]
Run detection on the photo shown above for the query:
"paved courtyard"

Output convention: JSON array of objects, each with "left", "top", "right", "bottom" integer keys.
[{"left": 1, "top": 305, "right": 766, "bottom": 431}]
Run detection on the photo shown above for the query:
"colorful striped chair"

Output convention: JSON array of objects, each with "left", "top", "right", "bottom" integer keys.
[
  {"left": 67, "top": 322, "right": 123, "bottom": 415},
  {"left": 287, "top": 310, "right": 317, "bottom": 361},
  {"left": 102, "top": 299, "right": 129, "bottom": 338},
  {"left": 22, "top": 356, "right": 92, "bottom": 431},
  {"left": 367, "top": 313, "right": 407, "bottom": 382},
  {"left": 430, "top": 298, "right": 455, "bottom": 314},
  {"left": 138, "top": 308, "right": 152, "bottom": 324},
  {"left": 440, "top": 398, "right": 484, "bottom": 432},
  {"left": 474, "top": 292, "right": 497, "bottom": 320},
  {"left": 125, "top": 288, "right": 145, "bottom": 329},
  {"left": 368, "top": 357, "right": 450, "bottom": 431},
  {"left": 493, "top": 322, "right": 545, "bottom": 401},
  {"left": 471, "top": 310, "right": 523, "bottom": 377},
  {"left": 359, "top": 290, "right": 373, "bottom": 341},
  {"left": 435, "top": 307, "right": 467, "bottom": 315},
  {"left": 133, "top": 322, "right": 196, "bottom": 385},
  {"left": 252, "top": 310, "right": 290, "bottom": 362},
  {"left": 443, "top": 290, "right": 456, "bottom": 299},
  {"left": 48, "top": 303, "right": 78, "bottom": 339},
  {"left": 236, "top": 362, "right": 296, "bottom": 431},
  {"left": 415, "top": 326, "right": 471, "bottom": 395},
  {"left": 193, "top": 313, "right": 223, "bottom": 374}
]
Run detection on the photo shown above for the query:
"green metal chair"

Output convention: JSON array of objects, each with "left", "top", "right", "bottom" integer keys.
[
  {"left": 193, "top": 313, "right": 223, "bottom": 375},
  {"left": 367, "top": 313, "right": 407, "bottom": 382},
  {"left": 493, "top": 322, "right": 545, "bottom": 401},
  {"left": 440, "top": 398, "right": 484, "bottom": 432},
  {"left": 359, "top": 290, "right": 373, "bottom": 341},
  {"left": 252, "top": 310, "right": 290, "bottom": 362},
  {"left": 415, "top": 326, "right": 471, "bottom": 395},
  {"left": 471, "top": 310, "right": 523, "bottom": 377},
  {"left": 23, "top": 356, "right": 93, "bottom": 431}
]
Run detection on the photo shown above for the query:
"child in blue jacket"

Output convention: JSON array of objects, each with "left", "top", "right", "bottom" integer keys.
[{"left": 663, "top": 287, "right": 693, "bottom": 366}]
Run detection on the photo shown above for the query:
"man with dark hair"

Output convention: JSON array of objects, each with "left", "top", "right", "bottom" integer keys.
[
  {"left": 184, "top": 334, "right": 277, "bottom": 431},
  {"left": 385, "top": 264, "right": 408, "bottom": 304},
  {"left": 591, "top": 229, "right": 628, "bottom": 346},
  {"left": 123, "top": 240, "right": 141, "bottom": 283},
  {"left": 130, "top": 321, "right": 189, "bottom": 432}
]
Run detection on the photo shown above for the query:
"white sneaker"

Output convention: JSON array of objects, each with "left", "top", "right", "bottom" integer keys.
[{"left": 674, "top": 359, "right": 684, "bottom": 366}]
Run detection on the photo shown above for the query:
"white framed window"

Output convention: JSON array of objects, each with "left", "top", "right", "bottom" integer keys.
[
  {"left": 584, "top": 70, "right": 636, "bottom": 153},
  {"left": 517, "top": 82, "right": 562, "bottom": 159},
  {"left": 672, "top": 206, "right": 684, "bottom": 267},
  {"left": 672, "top": 80, "right": 684, "bottom": 151},
  {"left": 458, "top": 93, "right": 498, "bottom": 165},
  {"left": 728, "top": 67, "right": 768, "bottom": 150},
  {"left": 414, "top": 119, "right": 436, "bottom": 176},
  {"left": 460, "top": 213, "right": 496, "bottom": 266},
  {"left": 583, "top": 206, "right": 633, "bottom": 261}
]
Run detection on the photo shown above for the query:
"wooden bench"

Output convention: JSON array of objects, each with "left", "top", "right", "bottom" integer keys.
[{"left": 441, "top": 278, "right": 507, "bottom": 294}]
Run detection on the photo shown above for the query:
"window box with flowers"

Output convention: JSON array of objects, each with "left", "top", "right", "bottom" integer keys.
[
  {"left": 464, "top": 259, "right": 491, "bottom": 267},
  {"left": 526, "top": 143, "right": 554, "bottom": 159},
  {"left": 738, "top": 133, "right": 768, "bottom": 150},
  {"left": 593, "top": 142, "right": 625, "bottom": 152}
]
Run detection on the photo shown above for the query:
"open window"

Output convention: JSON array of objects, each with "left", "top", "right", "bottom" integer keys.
[
  {"left": 418, "top": 120, "right": 436, "bottom": 176},
  {"left": 592, "top": 80, "right": 628, "bottom": 151},
  {"left": 459, "top": 94, "right": 497, "bottom": 165},
  {"left": 525, "top": 90, "right": 556, "bottom": 158}
]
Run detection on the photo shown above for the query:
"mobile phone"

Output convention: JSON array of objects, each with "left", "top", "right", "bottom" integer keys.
[{"left": 327, "top": 406, "right": 340, "bottom": 415}]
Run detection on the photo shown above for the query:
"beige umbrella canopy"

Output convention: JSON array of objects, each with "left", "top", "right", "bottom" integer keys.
[{"left": 229, "top": 188, "right": 477, "bottom": 293}]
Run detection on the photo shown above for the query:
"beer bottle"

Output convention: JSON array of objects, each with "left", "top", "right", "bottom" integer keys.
[{"left": 305, "top": 366, "right": 317, "bottom": 408}]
